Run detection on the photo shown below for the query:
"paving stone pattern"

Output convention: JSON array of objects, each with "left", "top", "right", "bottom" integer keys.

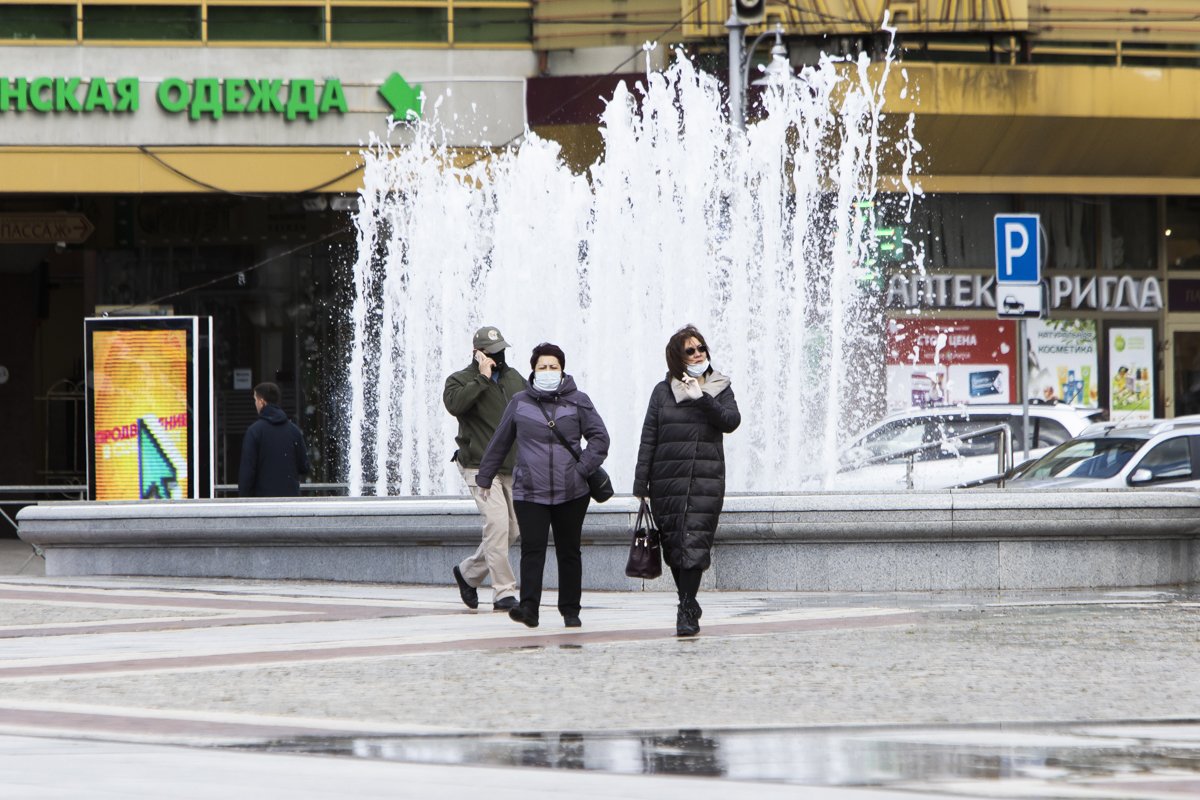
[
  {"left": 0, "top": 537, "right": 1197, "bottom": 799},
  {"left": 17, "top": 602, "right": 1199, "bottom": 732}
]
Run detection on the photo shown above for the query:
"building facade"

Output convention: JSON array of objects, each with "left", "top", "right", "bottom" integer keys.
[
  {"left": 3, "top": 0, "right": 1199, "bottom": 491},
  {"left": 532, "top": 0, "right": 1200, "bottom": 423},
  {"left": 0, "top": 4, "right": 534, "bottom": 488}
]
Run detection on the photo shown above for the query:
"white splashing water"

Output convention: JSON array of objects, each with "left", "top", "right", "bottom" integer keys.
[{"left": 345, "top": 47, "right": 920, "bottom": 496}]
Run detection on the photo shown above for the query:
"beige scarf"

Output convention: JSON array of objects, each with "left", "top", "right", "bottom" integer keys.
[{"left": 670, "top": 369, "right": 731, "bottom": 403}]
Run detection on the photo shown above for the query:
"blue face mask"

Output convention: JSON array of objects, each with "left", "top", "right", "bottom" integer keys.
[
  {"left": 686, "top": 360, "right": 709, "bottom": 377},
  {"left": 533, "top": 371, "right": 562, "bottom": 392}
]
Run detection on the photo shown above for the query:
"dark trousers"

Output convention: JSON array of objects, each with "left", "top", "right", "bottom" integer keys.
[
  {"left": 513, "top": 494, "right": 590, "bottom": 617},
  {"left": 670, "top": 565, "right": 703, "bottom": 601}
]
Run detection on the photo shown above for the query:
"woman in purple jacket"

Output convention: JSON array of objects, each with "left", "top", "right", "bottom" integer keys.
[{"left": 476, "top": 342, "right": 609, "bottom": 629}]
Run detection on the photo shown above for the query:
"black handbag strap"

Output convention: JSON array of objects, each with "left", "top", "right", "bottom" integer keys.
[
  {"left": 535, "top": 399, "right": 583, "bottom": 463},
  {"left": 635, "top": 498, "right": 655, "bottom": 533}
]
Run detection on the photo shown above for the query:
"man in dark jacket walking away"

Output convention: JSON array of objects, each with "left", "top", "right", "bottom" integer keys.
[
  {"left": 444, "top": 326, "right": 527, "bottom": 611},
  {"left": 238, "top": 382, "right": 310, "bottom": 497}
]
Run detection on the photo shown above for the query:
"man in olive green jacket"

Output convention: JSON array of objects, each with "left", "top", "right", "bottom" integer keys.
[{"left": 444, "top": 325, "right": 527, "bottom": 610}]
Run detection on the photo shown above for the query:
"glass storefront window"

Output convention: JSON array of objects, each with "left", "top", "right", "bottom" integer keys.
[
  {"left": 330, "top": 7, "right": 447, "bottom": 43},
  {"left": 208, "top": 6, "right": 323, "bottom": 42},
  {"left": 0, "top": 4, "right": 74, "bottom": 39},
  {"left": 907, "top": 194, "right": 1015, "bottom": 270},
  {"left": 1021, "top": 195, "right": 1095, "bottom": 269},
  {"left": 84, "top": 5, "right": 200, "bottom": 40},
  {"left": 454, "top": 7, "right": 531, "bottom": 44},
  {"left": 1166, "top": 197, "right": 1200, "bottom": 270},
  {"left": 86, "top": 195, "right": 353, "bottom": 486},
  {"left": 901, "top": 193, "right": 1167, "bottom": 273},
  {"left": 1099, "top": 196, "right": 1156, "bottom": 270},
  {"left": 1174, "top": 331, "right": 1200, "bottom": 416}
]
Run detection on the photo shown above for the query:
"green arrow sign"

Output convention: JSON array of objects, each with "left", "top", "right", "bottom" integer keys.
[
  {"left": 138, "top": 418, "right": 178, "bottom": 500},
  {"left": 378, "top": 72, "right": 422, "bottom": 121}
]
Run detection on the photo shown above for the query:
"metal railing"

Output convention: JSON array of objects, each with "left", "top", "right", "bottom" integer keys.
[
  {"left": 0, "top": 485, "right": 88, "bottom": 534},
  {"left": 213, "top": 483, "right": 402, "bottom": 497},
  {"left": 0, "top": 483, "right": 400, "bottom": 532},
  {"left": 2, "top": 481, "right": 388, "bottom": 504},
  {"left": 842, "top": 424, "right": 1013, "bottom": 490}
]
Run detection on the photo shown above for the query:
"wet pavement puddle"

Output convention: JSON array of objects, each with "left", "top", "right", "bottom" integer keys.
[{"left": 239, "top": 719, "right": 1200, "bottom": 794}]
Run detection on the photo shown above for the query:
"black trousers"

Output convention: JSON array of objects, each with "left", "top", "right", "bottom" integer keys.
[
  {"left": 513, "top": 494, "right": 590, "bottom": 617},
  {"left": 670, "top": 565, "right": 703, "bottom": 600}
]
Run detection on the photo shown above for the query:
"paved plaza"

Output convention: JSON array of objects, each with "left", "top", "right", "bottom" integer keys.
[{"left": 0, "top": 538, "right": 1198, "bottom": 798}]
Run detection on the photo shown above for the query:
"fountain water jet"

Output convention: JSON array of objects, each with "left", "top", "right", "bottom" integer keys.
[
  {"left": 345, "top": 47, "right": 921, "bottom": 496},
  {"left": 20, "top": 42, "right": 1200, "bottom": 594}
]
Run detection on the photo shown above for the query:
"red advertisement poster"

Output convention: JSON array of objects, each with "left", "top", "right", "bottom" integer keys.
[{"left": 886, "top": 318, "right": 1018, "bottom": 411}]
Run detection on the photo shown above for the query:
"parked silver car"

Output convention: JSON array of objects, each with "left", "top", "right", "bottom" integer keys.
[
  {"left": 838, "top": 404, "right": 1103, "bottom": 490},
  {"left": 1007, "top": 417, "right": 1200, "bottom": 489}
]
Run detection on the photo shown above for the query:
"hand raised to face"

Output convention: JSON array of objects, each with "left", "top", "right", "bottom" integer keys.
[{"left": 474, "top": 350, "right": 496, "bottom": 378}]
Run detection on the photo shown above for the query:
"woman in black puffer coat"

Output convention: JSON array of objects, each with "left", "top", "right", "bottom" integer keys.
[{"left": 633, "top": 325, "right": 741, "bottom": 637}]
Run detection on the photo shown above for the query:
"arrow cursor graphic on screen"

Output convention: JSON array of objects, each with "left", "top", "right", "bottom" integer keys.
[{"left": 138, "top": 418, "right": 179, "bottom": 500}]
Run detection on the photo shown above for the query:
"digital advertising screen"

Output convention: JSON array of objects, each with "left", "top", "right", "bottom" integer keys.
[{"left": 85, "top": 317, "right": 213, "bottom": 501}]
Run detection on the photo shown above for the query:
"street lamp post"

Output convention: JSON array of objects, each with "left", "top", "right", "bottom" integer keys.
[
  {"left": 726, "top": 0, "right": 790, "bottom": 131},
  {"left": 753, "top": 33, "right": 794, "bottom": 88},
  {"left": 726, "top": 13, "right": 748, "bottom": 131}
]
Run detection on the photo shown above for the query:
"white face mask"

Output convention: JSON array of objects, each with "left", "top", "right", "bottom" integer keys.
[
  {"left": 533, "top": 371, "right": 562, "bottom": 392},
  {"left": 685, "top": 360, "right": 709, "bottom": 377}
]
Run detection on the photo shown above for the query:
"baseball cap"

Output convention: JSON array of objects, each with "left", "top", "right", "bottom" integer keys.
[{"left": 473, "top": 326, "right": 511, "bottom": 354}]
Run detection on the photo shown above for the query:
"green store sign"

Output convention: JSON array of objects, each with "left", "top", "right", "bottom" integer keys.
[{"left": 0, "top": 72, "right": 423, "bottom": 121}]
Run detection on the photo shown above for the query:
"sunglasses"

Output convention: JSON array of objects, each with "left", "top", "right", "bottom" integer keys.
[{"left": 684, "top": 345, "right": 708, "bottom": 356}]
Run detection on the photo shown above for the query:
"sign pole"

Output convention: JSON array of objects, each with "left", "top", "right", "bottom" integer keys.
[
  {"left": 1020, "top": 318, "right": 1030, "bottom": 462},
  {"left": 994, "top": 212, "right": 1042, "bottom": 468}
]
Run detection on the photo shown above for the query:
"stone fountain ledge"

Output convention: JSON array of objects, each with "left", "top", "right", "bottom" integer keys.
[{"left": 16, "top": 491, "right": 1200, "bottom": 591}]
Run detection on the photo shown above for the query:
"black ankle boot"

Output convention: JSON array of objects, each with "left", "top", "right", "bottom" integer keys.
[
  {"left": 687, "top": 596, "right": 702, "bottom": 622},
  {"left": 675, "top": 602, "right": 699, "bottom": 637},
  {"left": 509, "top": 605, "right": 539, "bottom": 628}
]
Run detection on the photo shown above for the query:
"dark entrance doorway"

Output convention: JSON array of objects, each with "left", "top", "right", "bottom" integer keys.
[{"left": 1172, "top": 329, "right": 1200, "bottom": 416}]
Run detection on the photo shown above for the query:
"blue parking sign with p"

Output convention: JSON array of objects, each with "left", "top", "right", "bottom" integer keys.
[{"left": 994, "top": 214, "right": 1040, "bottom": 284}]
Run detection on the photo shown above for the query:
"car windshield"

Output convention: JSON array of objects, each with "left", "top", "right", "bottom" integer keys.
[
  {"left": 1016, "top": 437, "right": 1143, "bottom": 480},
  {"left": 849, "top": 419, "right": 928, "bottom": 461}
]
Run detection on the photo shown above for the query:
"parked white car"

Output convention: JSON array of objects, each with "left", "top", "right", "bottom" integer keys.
[
  {"left": 835, "top": 404, "right": 1103, "bottom": 490},
  {"left": 1007, "top": 417, "right": 1200, "bottom": 489}
]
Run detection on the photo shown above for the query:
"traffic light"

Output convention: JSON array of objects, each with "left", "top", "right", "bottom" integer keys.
[{"left": 733, "top": 0, "right": 766, "bottom": 25}]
